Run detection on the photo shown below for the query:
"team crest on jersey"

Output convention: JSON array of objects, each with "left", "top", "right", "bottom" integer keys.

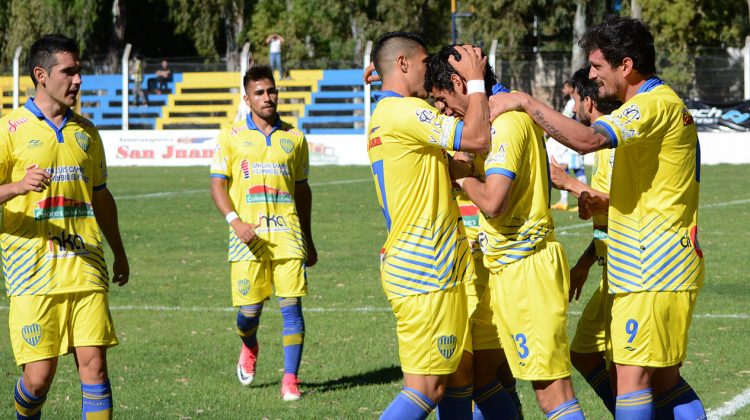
[
  {"left": 237, "top": 278, "right": 250, "bottom": 296},
  {"left": 437, "top": 335, "right": 457, "bottom": 359},
  {"left": 22, "top": 323, "right": 42, "bottom": 347},
  {"left": 682, "top": 107, "right": 695, "bottom": 126},
  {"left": 75, "top": 132, "right": 90, "bottom": 152},
  {"left": 280, "top": 138, "right": 294, "bottom": 154}
]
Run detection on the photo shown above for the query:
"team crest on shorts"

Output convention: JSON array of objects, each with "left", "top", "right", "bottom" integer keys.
[
  {"left": 280, "top": 138, "right": 294, "bottom": 154},
  {"left": 237, "top": 278, "right": 250, "bottom": 296},
  {"left": 75, "top": 132, "right": 90, "bottom": 152},
  {"left": 21, "top": 323, "right": 42, "bottom": 347},
  {"left": 437, "top": 335, "right": 457, "bottom": 360}
]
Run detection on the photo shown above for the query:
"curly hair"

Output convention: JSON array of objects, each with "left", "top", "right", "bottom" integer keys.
[
  {"left": 424, "top": 44, "right": 496, "bottom": 95},
  {"left": 579, "top": 15, "right": 656, "bottom": 76}
]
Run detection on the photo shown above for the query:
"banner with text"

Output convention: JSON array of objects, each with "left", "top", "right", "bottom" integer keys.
[{"left": 685, "top": 99, "right": 750, "bottom": 132}]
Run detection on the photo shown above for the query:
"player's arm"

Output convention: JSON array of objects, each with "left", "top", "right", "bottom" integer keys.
[
  {"left": 489, "top": 91, "right": 610, "bottom": 154},
  {"left": 294, "top": 181, "right": 317, "bottom": 267},
  {"left": 458, "top": 173, "right": 513, "bottom": 218},
  {"left": 549, "top": 156, "right": 609, "bottom": 201},
  {"left": 450, "top": 45, "right": 491, "bottom": 153},
  {"left": 210, "top": 177, "right": 259, "bottom": 244},
  {"left": 569, "top": 239, "right": 596, "bottom": 302},
  {"left": 92, "top": 187, "right": 129, "bottom": 286},
  {"left": 578, "top": 190, "right": 609, "bottom": 221},
  {"left": 0, "top": 166, "right": 51, "bottom": 204}
]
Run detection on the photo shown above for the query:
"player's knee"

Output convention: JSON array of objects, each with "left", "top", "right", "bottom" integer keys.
[
  {"left": 22, "top": 374, "right": 53, "bottom": 397},
  {"left": 236, "top": 304, "right": 263, "bottom": 333},
  {"left": 279, "top": 297, "right": 304, "bottom": 333},
  {"left": 77, "top": 358, "right": 108, "bottom": 384}
]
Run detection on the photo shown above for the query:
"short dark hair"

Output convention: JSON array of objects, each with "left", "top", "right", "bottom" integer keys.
[
  {"left": 579, "top": 15, "right": 656, "bottom": 76},
  {"left": 28, "top": 34, "right": 79, "bottom": 86},
  {"left": 570, "top": 66, "right": 621, "bottom": 115},
  {"left": 243, "top": 65, "right": 275, "bottom": 89},
  {"left": 424, "top": 44, "right": 496, "bottom": 95},
  {"left": 372, "top": 31, "right": 427, "bottom": 78}
]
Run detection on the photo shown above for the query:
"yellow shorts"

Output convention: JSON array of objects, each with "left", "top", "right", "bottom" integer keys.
[
  {"left": 606, "top": 290, "right": 698, "bottom": 367},
  {"left": 231, "top": 259, "right": 307, "bottom": 306},
  {"left": 466, "top": 256, "right": 502, "bottom": 351},
  {"left": 490, "top": 240, "right": 572, "bottom": 381},
  {"left": 9, "top": 291, "right": 118, "bottom": 366},
  {"left": 571, "top": 272, "right": 611, "bottom": 354},
  {"left": 390, "top": 285, "right": 469, "bottom": 375}
]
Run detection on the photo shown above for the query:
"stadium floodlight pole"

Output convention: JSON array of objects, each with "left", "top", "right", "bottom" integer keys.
[
  {"left": 122, "top": 43, "right": 132, "bottom": 130},
  {"left": 744, "top": 36, "right": 750, "bottom": 100},
  {"left": 363, "top": 40, "right": 373, "bottom": 136},
  {"left": 237, "top": 42, "right": 251, "bottom": 121},
  {"left": 489, "top": 39, "right": 498, "bottom": 83},
  {"left": 12, "top": 46, "right": 22, "bottom": 109}
]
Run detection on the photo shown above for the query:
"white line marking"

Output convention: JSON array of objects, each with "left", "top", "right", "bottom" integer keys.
[
  {"left": 708, "top": 386, "right": 750, "bottom": 419},
  {"left": 114, "top": 178, "right": 372, "bottom": 200}
]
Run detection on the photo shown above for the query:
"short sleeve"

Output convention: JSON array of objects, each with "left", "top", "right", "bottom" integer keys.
[
  {"left": 483, "top": 114, "right": 527, "bottom": 181},
  {"left": 592, "top": 95, "right": 665, "bottom": 149},
  {"left": 295, "top": 135, "right": 309, "bottom": 183},
  {"left": 397, "top": 99, "right": 463, "bottom": 151},
  {"left": 210, "top": 129, "right": 232, "bottom": 179},
  {"left": 90, "top": 130, "right": 108, "bottom": 190}
]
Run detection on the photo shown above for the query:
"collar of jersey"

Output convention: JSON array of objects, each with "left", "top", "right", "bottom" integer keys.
[
  {"left": 245, "top": 112, "right": 281, "bottom": 146},
  {"left": 637, "top": 76, "right": 664, "bottom": 95},
  {"left": 24, "top": 97, "right": 73, "bottom": 143},
  {"left": 374, "top": 90, "right": 403, "bottom": 104}
]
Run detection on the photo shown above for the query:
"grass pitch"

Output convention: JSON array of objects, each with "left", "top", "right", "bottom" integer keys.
[{"left": 1, "top": 164, "right": 748, "bottom": 419}]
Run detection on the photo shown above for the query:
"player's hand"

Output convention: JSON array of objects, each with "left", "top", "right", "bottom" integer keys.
[
  {"left": 489, "top": 91, "right": 526, "bottom": 120},
  {"left": 448, "top": 45, "right": 487, "bottom": 82},
  {"left": 231, "top": 220, "right": 260, "bottom": 243},
  {"left": 15, "top": 165, "right": 51, "bottom": 195},
  {"left": 112, "top": 256, "right": 130, "bottom": 287},
  {"left": 548, "top": 156, "right": 571, "bottom": 191},
  {"left": 305, "top": 242, "right": 318, "bottom": 268},
  {"left": 578, "top": 191, "right": 608, "bottom": 220},
  {"left": 569, "top": 261, "right": 590, "bottom": 302},
  {"left": 449, "top": 155, "right": 473, "bottom": 181},
  {"left": 363, "top": 61, "right": 379, "bottom": 84}
]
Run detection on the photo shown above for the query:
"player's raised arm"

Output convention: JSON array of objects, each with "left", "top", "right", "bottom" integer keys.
[{"left": 449, "top": 45, "right": 491, "bottom": 153}]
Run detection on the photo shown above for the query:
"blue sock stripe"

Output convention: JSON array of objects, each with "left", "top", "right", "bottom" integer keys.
[
  {"left": 239, "top": 304, "right": 264, "bottom": 317},
  {"left": 15, "top": 379, "right": 44, "bottom": 405},
  {"left": 616, "top": 388, "right": 653, "bottom": 408},
  {"left": 278, "top": 297, "right": 301, "bottom": 308},
  {"left": 654, "top": 379, "right": 691, "bottom": 407},
  {"left": 473, "top": 380, "right": 504, "bottom": 403},
  {"left": 445, "top": 387, "right": 473, "bottom": 399},
  {"left": 402, "top": 387, "right": 435, "bottom": 412},
  {"left": 546, "top": 398, "right": 583, "bottom": 420}
]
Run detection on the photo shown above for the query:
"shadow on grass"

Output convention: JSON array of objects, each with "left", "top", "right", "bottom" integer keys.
[{"left": 303, "top": 365, "right": 403, "bottom": 394}]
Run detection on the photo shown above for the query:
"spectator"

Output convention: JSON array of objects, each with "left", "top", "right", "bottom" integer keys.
[
  {"left": 131, "top": 55, "right": 148, "bottom": 106},
  {"left": 155, "top": 59, "right": 172, "bottom": 94},
  {"left": 265, "top": 33, "right": 285, "bottom": 77}
]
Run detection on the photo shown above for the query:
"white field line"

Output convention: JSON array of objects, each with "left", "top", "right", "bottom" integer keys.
[
  {"left": 707, "top": 386, "right": 750, "bottom": 419},
  {"left": 114, "top": 178, "right": 373, "bottom": 200}
]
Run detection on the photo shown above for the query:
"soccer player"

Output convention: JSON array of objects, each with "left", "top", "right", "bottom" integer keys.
[
  {"left": 490, "top": 16, "right": 706, "bottom": 419},
  {"left": 426, "top": 45, "right": 522, "bottom": 420},
  {"left": 0, "top": 33, "right": 129, "bottom": 419},
  {"left": 433, "top": 49, "right": 585, "bottom": 420},
  {"left": 210, "top": 65, "right": 317, "bottom": 401},
  {"left": 367, "top": 32, "right": 490, "bottom": 419},
  {"left": 549, "top": 66, "right": 622, "bottom": 415}
]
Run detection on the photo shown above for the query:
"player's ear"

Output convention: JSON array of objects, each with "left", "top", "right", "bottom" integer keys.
[
  {"left": 34, "top": 67, "right": 46, "bottom": 86},
  {"left": 450, "top": 73, "right": 464, "bottom": 93},
  {"left": 585, "top": 97, "right": 594, "bottom": 114},
  {"left": 621, "top": 57, "right": 634, "bottom": 78},
  {"left": 398, "top": 54, "right": 408, "bottom": 74}
]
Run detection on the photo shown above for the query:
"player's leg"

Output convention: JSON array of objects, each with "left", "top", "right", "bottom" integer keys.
[
  {"left": 491, "top": 242, "right": 584, "bottom": 419},
  {"left": 383, "top": 286, "right": 469, "bottom": 419},
  {"left": 570, "top": 278, "right": 615, "bottom": 414},
  {"left": 273, "top": 259, "right": 308, "bottom": 401},
  {"left": 9, "top": 294, "right": 67, "bottom": 419},
  {"left": 231, "top": 260, "right": 272, "bottom": 386},
  {"left": 70, "top": 291, "right": 120, "bottom": 419}
]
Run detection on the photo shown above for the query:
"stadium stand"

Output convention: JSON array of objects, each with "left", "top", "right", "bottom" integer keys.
[{"left": 298, "top": 69, "right": 366, "bottom": 135}]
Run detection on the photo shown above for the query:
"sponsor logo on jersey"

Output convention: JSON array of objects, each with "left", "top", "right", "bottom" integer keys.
[
  {"left": 437, "top": 335, "right": 457, "bottom": 360},
  {"left": 246, "top": 185, "right": 293, "bottom": 204},
  {"left": 27, "top": 139, "right": 43, "bottom": 149},
  {"left": 44, "top": 165, "right": 89, "bottom": 183},
  {"left": 237, "top": 278, "right": 250, "bottom": 296},
  {"left": 280, "top": 138, "right": 294, "bottom": 154},
  {"left": 231, "top": 126, "right": 247, "bottom": 136},
  {"left": 34, "top": 196, "right": 94, "bottom": 221},
  {"left": 75, "top": 132, "right": 90, "bottom": 152},
  {"left": 485, "top": 144, "right": 507, "bottom": 165},
  {"left": 8, "top": 117, "right": 28, "bottom": 133},
  {"left": 47, "top": 229, "right": 89, "bottom": 259},
  {"left": 21, "top": 323, "right": 42, "bottom": 347},
  {"left": 251, "top": 162, "right": 289, "bottom": 176},
  {"left": 241, "top": 160, "right": 251, "bottom": 179},
  {"left": 459, "top": 205, "right": 480, "bottom": 227},
  {"left": 367, "top": 136, "right": 381, "bottom": 150},
  {"left": 682, "top": 107, "right": 695, "bottom": 126},
  {"left": 256, "top": 213, "right": 290, "bottom": 233}
]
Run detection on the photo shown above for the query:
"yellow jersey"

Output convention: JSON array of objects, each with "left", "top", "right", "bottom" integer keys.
[
  {"left": 593, "top": 78, "right": 704, "bottom": 293},
  {"left": 480, "top": 110, "right": 554, "bottom": 273},
  {"left": 368, "top": 91, "right": 473, "bottom": 300},
  {"left": 211, "top": 114, "right": 309, "bottom": 261},
  {"left": 591, "top": 148, "right": 614, "bottom": 264},
  {"left": 0, "top": 99, "right": 108, "bottom": 296}
]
